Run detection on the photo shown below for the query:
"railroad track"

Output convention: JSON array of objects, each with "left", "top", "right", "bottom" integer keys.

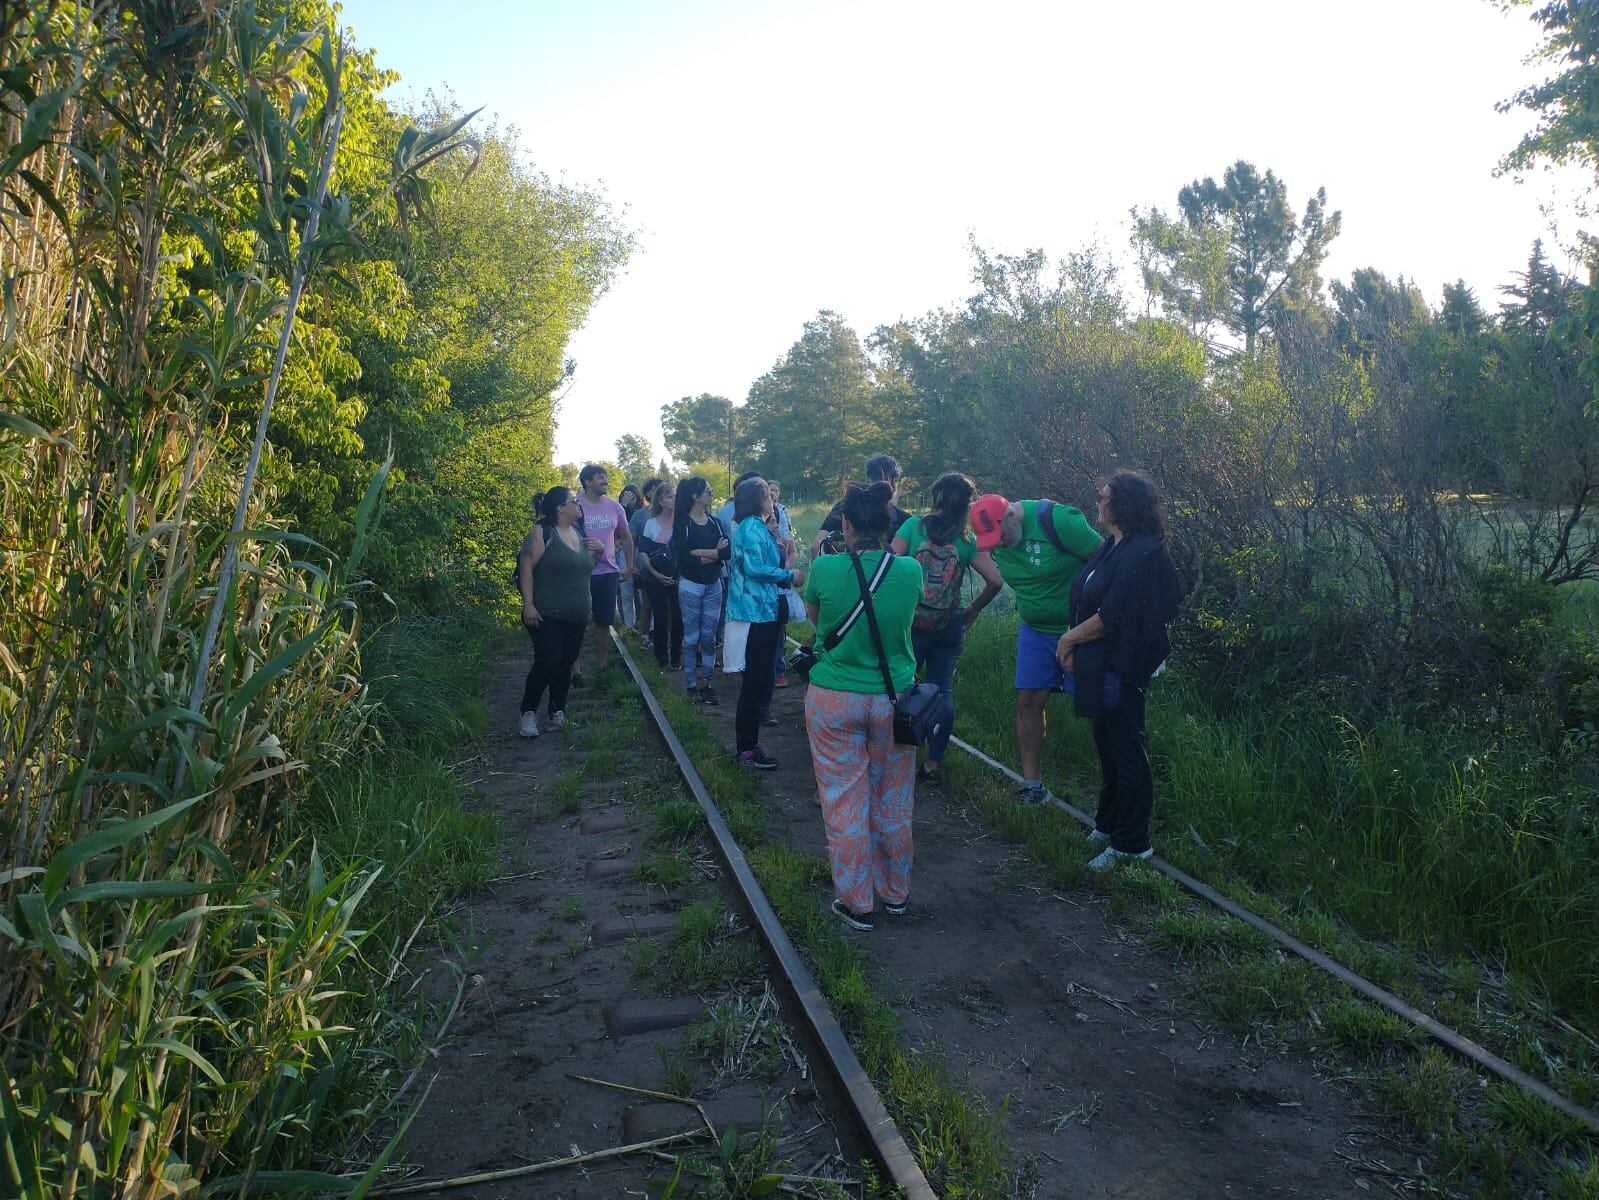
[
  {"left": 610, "top": 629, "right": 937, "bottom": 1198},
  {"left": 605, "top": 624, "right": 1596, "bottom": 1195}
]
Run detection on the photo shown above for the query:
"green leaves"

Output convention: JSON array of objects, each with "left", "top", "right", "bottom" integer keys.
[
  {"left": 0, "top": 84, "right": 74, "bottom": 180},
  {"left": 39, "top": 796, "right": 205, "bottom": 905}
]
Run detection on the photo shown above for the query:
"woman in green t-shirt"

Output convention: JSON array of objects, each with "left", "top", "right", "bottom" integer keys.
[
  {"left": 802, "top": 481, "right": 923, "bottom": 931},
  {"left": 890, "top": 472, "right": 1003, "bottom": 783}
]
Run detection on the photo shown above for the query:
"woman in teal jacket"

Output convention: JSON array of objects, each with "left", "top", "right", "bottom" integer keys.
[{"left": 726, "top": 476, "right": 803, "bottom": 769}]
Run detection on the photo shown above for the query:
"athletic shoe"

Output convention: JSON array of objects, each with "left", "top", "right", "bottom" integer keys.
[
  {"left": 831, "top": 899, "right": 874, "bottom": 931},
  {"left": 740, "top": 746, "right": 778, "bottom": 771},
  {"left": 1086, "top": 845, "right": 1154, "bottom": 871},
  {"left": 518, "top": 712, "right": 540, "bottom": 738},
  {"left": 774, "top": 672, "right": 790, "bottom": 689},
  {"left": 1016, "top": 784, "right": 1048, "bottom": 804},
  {"left": 883, "top": 897, "right": 909, "bottom": 916},
  {"left": 569, "top": 668, "right": 585, "bottom": 689},
  {"left": 1087, "top": 828, "right": 1111, "bottom": 846},
  {"left": 915, "top": 763, "right": 942, "bottom": 784},
  {"left": 548, "top": 711, "right": 567, "bottom": 731},
  {"left": 699, "top": 686, "right": 720, "bottom": 707}
]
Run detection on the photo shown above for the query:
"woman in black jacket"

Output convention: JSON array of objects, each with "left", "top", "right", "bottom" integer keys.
[{"left": 1055, "top": 470, "right": 1180, "bottom": 870}]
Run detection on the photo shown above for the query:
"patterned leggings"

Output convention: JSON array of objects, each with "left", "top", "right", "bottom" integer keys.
[{"left": 804, "top": 685, "right": 915, "bottom": 914}]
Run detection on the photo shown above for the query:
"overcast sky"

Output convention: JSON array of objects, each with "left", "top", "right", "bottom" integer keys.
[{"left": 336, "top": 0, "right": 1588, "bottom": 466}]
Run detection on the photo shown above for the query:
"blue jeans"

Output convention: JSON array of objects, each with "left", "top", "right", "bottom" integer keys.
[
  {"left": 911, "top": 619, "right": 964, "bottom": 763},
  {"left": 679, "top": 577, "right": 722, "bottom": 687}
]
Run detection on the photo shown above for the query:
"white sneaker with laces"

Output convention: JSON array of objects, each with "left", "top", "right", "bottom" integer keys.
[
  {"left": 1087, "top": 829, "right": 1112, "bottom": 846},
  {"left": 549, "top": 710, "right": 567, "bottom": 731},
  {"left": 1087, "top": 845, "right": 1153, "bottom": 871},
  {"left": 518, "top": 711, "right": 540, "bottom": 738}
]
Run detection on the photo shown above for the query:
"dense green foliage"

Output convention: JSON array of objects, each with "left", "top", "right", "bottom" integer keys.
[{"left": 0, "top": 2, "right": 626, "bottom": 1194}]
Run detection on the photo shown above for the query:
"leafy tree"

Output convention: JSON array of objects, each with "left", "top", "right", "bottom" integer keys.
[
  {"left": 1499, "top": 239, "right": 1576, "bottom": 336},
  {"left": 1133, "top": 160, "right": 1340, "bottom": 353},
  {"left": 661, "top": 393, "right": 740, "bottom": 472},
  {"left": 742, "top": 311, "right": 885, "bottom": 493},
  {"left": 1438, "top": 280, "right": 1488, "bottom": 336},
  {"left": 1501, "top": 1, "right": 1599, "bottom": 176},
  {"left": 615, "top": 433, "right": 655, "bottom": 485}
]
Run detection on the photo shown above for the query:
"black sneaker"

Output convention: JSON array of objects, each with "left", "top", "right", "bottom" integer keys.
[
  {"left": 884, "top": 897, "right": 909, "bottom": 916},
  {"left": 915, "top": 763, "right": 942, "bottom": 784},
  {"left": 700, "top": 686, "right": 720, "bottom": 707},
  {"left": 831, "top": 899, "right": 874, "bottom": 931},
  {"left": 1016, "top": 784, "right": 1048, "bottom": 805},
  {"left": 739, "top": 745, "right": 778, "bottom": 771}
]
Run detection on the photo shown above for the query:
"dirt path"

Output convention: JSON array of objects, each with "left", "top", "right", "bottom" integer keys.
[
  {"left": 692, "top": 667, "right": 1400, "bottom": 1198},
  {"left": 400, "top": 641, "right": 861, "bottom": 1197}
]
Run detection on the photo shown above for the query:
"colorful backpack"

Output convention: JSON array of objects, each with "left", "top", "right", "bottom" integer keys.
[{"left": 909, "top": 524, "right": 964, "bottom": 632}]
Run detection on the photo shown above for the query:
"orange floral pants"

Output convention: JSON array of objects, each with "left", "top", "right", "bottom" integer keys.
[{"left": 804, "top": 685, "right": 915, "bottom": 913}]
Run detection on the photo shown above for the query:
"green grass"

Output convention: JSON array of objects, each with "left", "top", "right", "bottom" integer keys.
[
  {"left": 299, "top": 612, "right": 500, "bottom": 935},
  {"left": 630, "top": 899, "right": 760, "bottom": 993},
  {"left": 540, "top": 769, "right": 585, "bottom": 817},
  {"left": 683, "top": 1002, "right": 787, "bottom": 1084}
]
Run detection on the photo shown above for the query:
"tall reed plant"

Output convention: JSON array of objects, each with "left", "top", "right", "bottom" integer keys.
[{"left": 1, "top": 5, "right": 482, "bottom": 1194}]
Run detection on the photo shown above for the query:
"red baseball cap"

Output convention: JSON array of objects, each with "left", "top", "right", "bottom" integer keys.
[{"left": 970, "top": 493, "right": 1009, "bottom": 551}]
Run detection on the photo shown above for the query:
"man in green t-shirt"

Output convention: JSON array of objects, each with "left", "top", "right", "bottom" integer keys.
[{"left": 969, "top": 492, "right": 1103, "bottom": 802}]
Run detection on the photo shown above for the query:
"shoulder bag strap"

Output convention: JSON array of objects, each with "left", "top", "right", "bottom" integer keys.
[
  {"left": 821, "top": 551, "right": 893, "bottom": 652},
  {"left": 1036, "top": 499, "right": 1070, "bottom": 557},
  {"left": 849, "top": 550, "right": 900, "bottom": 699}
]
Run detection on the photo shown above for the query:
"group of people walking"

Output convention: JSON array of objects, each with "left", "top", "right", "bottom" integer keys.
[{"left": 515, "top": 451, "right": 1180, "bottom": 933}]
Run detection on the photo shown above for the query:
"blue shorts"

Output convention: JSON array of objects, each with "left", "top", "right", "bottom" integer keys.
[{"left": 1015, "top": 621, "right": 1076, "bottom": 694}]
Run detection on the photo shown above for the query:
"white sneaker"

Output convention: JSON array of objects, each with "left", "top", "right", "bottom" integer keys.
[
  {"left": 549, "top": 710, "right": 567, "bottom": 731},
  {"left": 1087, "top": 845, "right": 1153, "bottom": 871},
  {"left": 518, "top": 711, "right": 540, "bottom": 738},
  {"left": 1087, "top": 829, "right": 1112, "bottom": 847}
]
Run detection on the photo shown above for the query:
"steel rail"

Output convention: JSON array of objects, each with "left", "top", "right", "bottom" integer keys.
[
  {"left": 944, "top": 733, "right": 1599, "bottom": 1136},
  {"left": 609, "top": 631, "right": 939, "bottom": 1198}
]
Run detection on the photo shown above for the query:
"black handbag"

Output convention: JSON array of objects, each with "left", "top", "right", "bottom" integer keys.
[{"left": 849, "top": 551, "right": 946, "bottom": 747}]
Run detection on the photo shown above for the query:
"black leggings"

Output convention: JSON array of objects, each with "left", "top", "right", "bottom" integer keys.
[
  {"left": 643, "top": 578, "right": 683, "bottom": 667},
  {"left": 1091, "top": 687, "right": 1152, "bottom": 854},
  {"left": 735, "top": 621, "right": 782, "bottom": 751},
  {"left": 521, "top": 618, "right": 585, "bottom": 715}
]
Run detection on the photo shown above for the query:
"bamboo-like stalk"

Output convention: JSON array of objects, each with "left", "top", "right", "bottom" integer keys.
[
  {"left": 363, "top": 1132, "right": 709, "bottom": 1198},
  {"left": 182, "top": 50, "right": 346, "bottom": 750}
]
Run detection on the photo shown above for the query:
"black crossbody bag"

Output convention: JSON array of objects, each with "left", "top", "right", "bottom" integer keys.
[{"left": 848, "top": 551, "right": 945, "bottom": 747}]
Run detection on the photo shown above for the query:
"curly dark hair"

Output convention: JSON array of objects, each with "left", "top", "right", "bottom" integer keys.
[{"left": 1103, "top": 470, "right": 1168, "bottom": 539}]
